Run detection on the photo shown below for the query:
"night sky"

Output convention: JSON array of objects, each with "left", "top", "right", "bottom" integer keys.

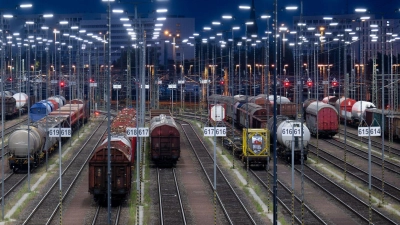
[{"left": 4, "top": 0, "right": 400, "bottom": 31}]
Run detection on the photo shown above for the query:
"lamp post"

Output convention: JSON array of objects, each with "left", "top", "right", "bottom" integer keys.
[
  {"left": 101, "top": 1, "right": 114, "bottom": 224},
  {"left": 1, "top": 4, "right": 33, "bottom": 219}
]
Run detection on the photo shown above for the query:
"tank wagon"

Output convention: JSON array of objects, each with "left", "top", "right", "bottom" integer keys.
[
  {"left": 8, "top": 99, "right": 86, "bottom": 172},
  {"left": 0, "top": 92, "right": 33, "bottom": 118},
  {"left": 29, "top": 96, "right": 66, "bottom": 122},
  {"left": 149, "top": 110, "right": 180, "bottom": 164},
  {"left": 89, "top": 108, "right": 136, "bottom": 201},
  {"left": 351, "top": 101, "right": 376, "bottom": 124},
  {"left": 334, "top": 97, "right": 356, "bottom": 122},
  {"left": 268, "top": 116, "right": 310, "bottom": 162}
]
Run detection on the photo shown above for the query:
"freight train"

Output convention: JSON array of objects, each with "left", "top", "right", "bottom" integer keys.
[
  {"left": 0, "top": 91, "right": 34, "bottom": 118},
  {"left": 321, "top": 96, "right": 400, "bottom": 140},
  {"left": 30, "top": 95, "right": 67, "bottom": 122},
  {"left": 209, "top": 94, "right": 307, "bottom": 164},
  {"left": 8, "top": 99, "right": 89, "bottom": 172},
  {"left": 149, "top": 109, "right": 180, "bottom": 165},
  {"left": 89, "top": 108, "right": 137, "bottom": 201}
]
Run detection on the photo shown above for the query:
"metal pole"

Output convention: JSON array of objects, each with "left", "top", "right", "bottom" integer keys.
[
  {"left": 27, "top": 24, "right": 32, "bottom": 192},
  {"left": 273, "top": 0, "right": 278, "bottom": 223},
  {"left": 106, "top": 1, "right": 112, "bottom": 223},
  {"left": 1, "top": 12, "right": 5, "bottom": 220}
]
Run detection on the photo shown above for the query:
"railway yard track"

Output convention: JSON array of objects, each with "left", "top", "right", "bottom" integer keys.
[
  {"left": 251, "top": 169, "right": 327, "bottom": 224},
  {"left": 179, "top": 120, "right": 258, "bottom": 224},
  {"left": 309, "top": 143, "right": 400, "bottom": 202},
  {"left": 157, "top": 167, "right": 187, "bottom": 225},
  {"left": 296, "top": 163, "right": 397, "bottom": 224},
  {"left": 181, "top": 113, "right": 400, "bottom": 224},
  {"left": 339, "top": 128, "right": 400, "bottom": 158},
  {"left": 0, "top": 173, "right": 27, "bottom": 203},
  {"left": 91, "top": 205, "right": 121, "bottom": 225},
  {"left": 324, "top": 138, "right": 400, "bottom": 176},
  {"left": 22, "top": 118, "right": 107, "bottom": 225}
]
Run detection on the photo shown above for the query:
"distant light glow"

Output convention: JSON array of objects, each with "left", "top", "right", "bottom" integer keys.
[
  {"left": 20, "top": 4, "right": 33, "bottom": 8},
  {"left": 239, "top": 5, "right": 251, "bottom": 9},
  {"left": 355, "top": 8, "right": 367, "bottom": 12},
  {"left": 285, "top": 6, "right": 298, "bottom": 10}
]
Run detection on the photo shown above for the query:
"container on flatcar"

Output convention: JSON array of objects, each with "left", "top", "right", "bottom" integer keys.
[
  {"left": 150, "top": 114, "right": 180, "bottom": 164},
  {"left": 242, "top": 128, "right": 270, "bottom": 167},
  {"left": 334, "top": 97, "right": 356, "bottom": 121},
  {"left": 305, "top": 101, "right": 339, "bottom": 137}
]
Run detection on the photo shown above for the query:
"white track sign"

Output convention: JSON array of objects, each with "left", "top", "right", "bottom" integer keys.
[
  {"left": 282, "top": 127, "right": 302, "bottom": 137},
  {"left": 203, "top": 127, "right": 226, "bottom": 137},
  {"left": 126, "top": 127, "right": 149, "bottom": 137},
  {"left": 49, "top": 128, "right": 72, "bottom": 137},
  {"left": 358, "top": 126, "right": 381, "bottom": 137},
  {"left": 210, "top": 104, "right": 225, "bottom": 122}
]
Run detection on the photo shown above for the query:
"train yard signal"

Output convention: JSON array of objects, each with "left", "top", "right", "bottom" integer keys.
[
  {"left": 284, "top": 78, "right": 290, "bottom": 88},
  {"left": 331, "top": 78, "right": 338, "bottom": 87},
  {"left": 307, "top": 79, "right": 313, "bottom": 88}
]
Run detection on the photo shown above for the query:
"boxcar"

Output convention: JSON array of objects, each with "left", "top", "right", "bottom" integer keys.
[
  {"left": 150, "top": 113, "right": 180, "bottom": 164},
  {"left": 88, "top": 136, "right": 133, "bottom": 201},
  {"left": 89, "top": 108, "right": 136, "bottom": 201},
  {"left": 305, "top": 101, "right": 339, "bottom": 137},
  {"left": 238, "top": 103, "right": 270, "bottom": 128}
]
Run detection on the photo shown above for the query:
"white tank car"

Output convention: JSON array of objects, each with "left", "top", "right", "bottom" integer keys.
[
  {"left": 351, "top": 101, "right": 376, "bottom": 120},
  {"left": 8, "top": 126, "right": 46, "bottom": 157},
  {"left": 268, "top": 95, "right": 291, "bottom": 103},
  {"left": 13, "top": 93, "right": 29, "bottom": 109},
  {"left": 48, "top": 96, "right": 65, "bottom": 107},
  {"left": 276, "top": 119, "right": 311, "bottom": 149}
]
